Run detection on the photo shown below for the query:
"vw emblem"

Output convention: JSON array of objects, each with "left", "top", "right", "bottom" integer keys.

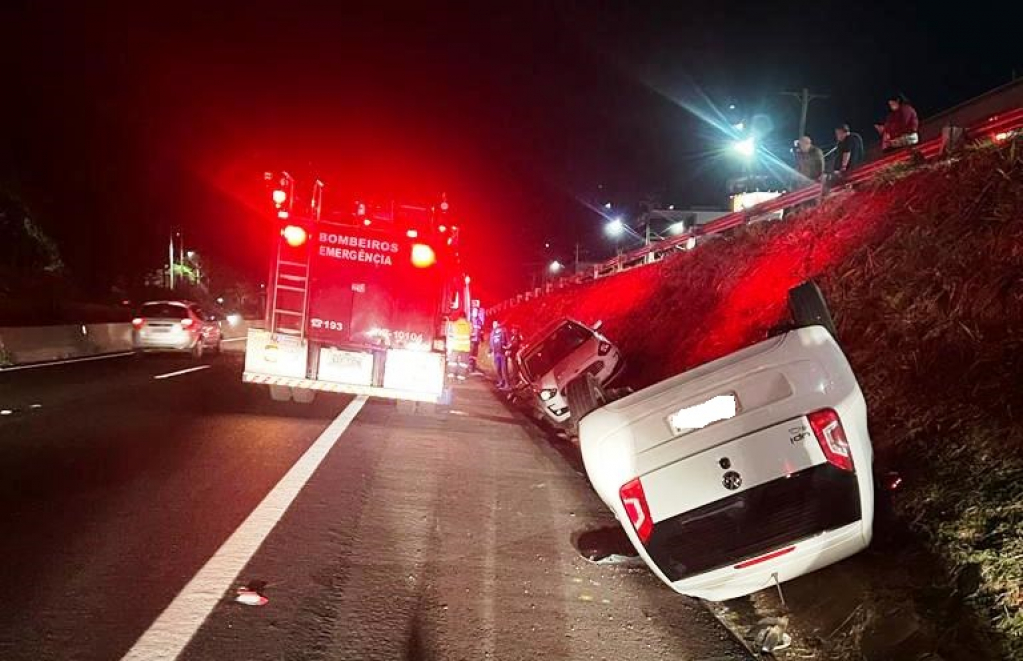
[{"left": 722, "top": 470, "right": 743, "bottom": 491}]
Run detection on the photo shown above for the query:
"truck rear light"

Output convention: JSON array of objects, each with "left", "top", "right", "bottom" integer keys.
[
  {"left": 180, "top": 318, "right": 195, "bottom": 329},
  {"left": 619, "top": 478, "right": 653, "bottom": 544},
  {"left": 808, "top": 408, "right": 854, "bottom": 472},
  {"left": 406, "top": 229, "right": 418, "bottom": 238},
  {"left": 132, "top": 317, "right": 145, "bottom": 329},
  {"left": 411, "top": 243, "right": 436, "bottom": 268},
  {"left": 281, "top": 224, "right": 307, "bottom": 247}
]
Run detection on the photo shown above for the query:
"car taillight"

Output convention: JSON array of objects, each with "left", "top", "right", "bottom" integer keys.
[
  {"left": 597, "top": 341, "right": 612, "bottom": 356},
  {"left": 180, "top": 318, "right": 194, "bottom": 329},
  {"left": 619, "top": 478, "right": 653, "bottom": 544},
  {"left": 132, "top": 317, "right": 145, "bottom": 329},
  {"left": 808, "top": 408, "right": 854, "bottom": 472}
]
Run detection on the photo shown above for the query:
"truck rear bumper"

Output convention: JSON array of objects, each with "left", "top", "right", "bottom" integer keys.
[{"left": 243, "top": 371, "right": 441, "bottom": 403}]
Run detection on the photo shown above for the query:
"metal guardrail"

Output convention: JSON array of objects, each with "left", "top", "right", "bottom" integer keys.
[{"left": 491, "top": 106, "right": 1023, "bottom": 314}]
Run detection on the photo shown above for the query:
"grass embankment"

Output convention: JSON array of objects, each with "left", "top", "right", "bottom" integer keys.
[{"left": 499, "top": 142, "right": 1023, "bottom": 657}]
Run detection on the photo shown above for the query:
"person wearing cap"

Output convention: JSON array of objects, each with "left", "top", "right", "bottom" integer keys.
[
  {"left": 833, "top": 124, "right": 865, "bottom": 174},
  {"left": 875, "top": 94, "right": 919, "bottom": 151}
]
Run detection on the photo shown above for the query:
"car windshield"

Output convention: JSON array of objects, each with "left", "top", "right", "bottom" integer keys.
[
  {"left": 522, "top": 321, "right": 592, "bottom": 379},
  {"left": 140, "top": 303, "right": 190, "bottom": 319}
]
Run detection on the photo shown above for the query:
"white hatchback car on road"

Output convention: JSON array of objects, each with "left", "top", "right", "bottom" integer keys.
[
  {"left": 516, "top": 318, "right": 623, "bottom": 427},
  {"left": 578, "top": 283, "right": 874, "bottom": 601},
  {"left": 132, "top": 300, "right": 223, "bottom": 359}
]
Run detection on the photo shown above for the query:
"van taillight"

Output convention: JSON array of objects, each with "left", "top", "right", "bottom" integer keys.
[
  {"left": 132, "top": 317, "right": 145, "bottom": 329},
  {"left": 808, "top": 408, "right": 854, "bottom": 472},
  {"left": 619, "top": 478, "right": 653, "bottom": 544},
  {"left": 180, "top": 318, "right": 195, "bottom": 329}
]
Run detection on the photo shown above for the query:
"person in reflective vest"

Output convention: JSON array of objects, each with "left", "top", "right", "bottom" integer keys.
[{"left": 448, "top": 315, "right": 472, "bottom": 380}]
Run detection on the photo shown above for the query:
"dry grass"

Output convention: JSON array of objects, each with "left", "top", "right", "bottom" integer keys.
[{"left": 499, "top": 141, "right": 1023, "bottom": 656}]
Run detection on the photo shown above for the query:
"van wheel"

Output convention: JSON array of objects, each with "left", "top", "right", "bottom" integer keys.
[
  {"left": 788, "top": 280, "right": 838, "bottom": 338},
  {"left": 565, "top": 373, "right": 608, "bottom": 425}
]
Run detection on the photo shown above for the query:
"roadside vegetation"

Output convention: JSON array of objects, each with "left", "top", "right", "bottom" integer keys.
[{"left": 499, "top": 140, "right": 1023, "bottom": 657}]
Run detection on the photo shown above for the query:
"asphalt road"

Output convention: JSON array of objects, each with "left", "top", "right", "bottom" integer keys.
[{"left": 0, "top": 350, "right": 752, "bottom": 661}]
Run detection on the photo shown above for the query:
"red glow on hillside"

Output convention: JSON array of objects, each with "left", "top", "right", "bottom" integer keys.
[{"left": 499, "top": 187, "right": 902, "bottom": 387}]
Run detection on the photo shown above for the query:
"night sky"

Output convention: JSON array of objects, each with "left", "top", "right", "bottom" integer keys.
[{"left": 4, "top": 2, "right": 1021, "bottom": 300}]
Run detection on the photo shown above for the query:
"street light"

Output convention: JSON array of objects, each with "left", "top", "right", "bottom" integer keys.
[
  {"left": 605, "top": 217, "right": 625, "bottom": 237},
  {"left": 733, "top": 137, "right": 755, "bottom": 158},
  {"left": 548, "top": 260, "right": 563, "bottom": 274}
]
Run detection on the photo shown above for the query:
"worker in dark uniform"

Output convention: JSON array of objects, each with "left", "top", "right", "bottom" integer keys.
[
  {"left": 504, "top": 325, "right": 523, "bottom": 388},
  {"left": 489, "top": 321, "right": 508, "bottom": 388}
]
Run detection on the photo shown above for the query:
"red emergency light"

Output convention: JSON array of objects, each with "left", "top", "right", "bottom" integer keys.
[
  {"left": 272, "top": 189, "right": 287, "bottom": 206},
  {"left": 410, "top": 243, "right": 436, "bottom": 268},
  {"left": 281, "top": 225, "right": 308, "bottom": 247}
]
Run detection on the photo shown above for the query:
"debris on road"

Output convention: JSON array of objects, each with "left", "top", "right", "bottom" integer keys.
[
  {"left": 747, "top": 616, "right": 791, "bottom": 654},
  {"left": 235, "top": 580, "right": 269, "bottom": 607}
]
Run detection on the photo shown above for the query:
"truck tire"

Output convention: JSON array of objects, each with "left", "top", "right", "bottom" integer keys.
[
  {"left": 788, "top": 280, "right": 838, "bottom": 338},
  {"left": 565, "top": 373, "right": 608, "bottom": 425}
]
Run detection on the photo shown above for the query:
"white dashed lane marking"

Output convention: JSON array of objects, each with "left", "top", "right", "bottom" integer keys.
[{"left": 153, "top": 366, "right": 212, "bottom": 380}]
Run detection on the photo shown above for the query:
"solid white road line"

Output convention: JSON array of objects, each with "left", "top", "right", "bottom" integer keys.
[
  {"left": 153, "top": 365, "right": 212, "bottom": 380},
  {"left": 0, "top": 351, "right": 135, "bottom": 372},
  {"left": 220, "top": 337, "right": 247, "bottom": 343},
  {"left": 120, "top": 395, "right": 369, "bottom": 661}
]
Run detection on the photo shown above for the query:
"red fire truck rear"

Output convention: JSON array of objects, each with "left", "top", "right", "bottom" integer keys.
[{"left": 243, "top": 174, "right": 469, "bottom": 405}]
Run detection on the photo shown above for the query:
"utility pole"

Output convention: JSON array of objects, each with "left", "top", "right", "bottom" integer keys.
[
  {"left": 782, "top": 87, "right": 829, "bottom": 138},
  {"left": 168, "top": 233, "right": 175, "bottom": 289},
  {"left": 574, "top": 242, "right": 580, "bottom": 274}
]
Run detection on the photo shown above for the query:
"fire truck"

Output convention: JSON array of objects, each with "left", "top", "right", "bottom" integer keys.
[{"left": 243, "top": 173, "right": 470, "bottom": 408}]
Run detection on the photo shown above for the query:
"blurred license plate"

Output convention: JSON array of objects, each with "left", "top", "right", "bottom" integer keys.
[{"left": 667, "top": 393, "right": 740, "bottom": 436}]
